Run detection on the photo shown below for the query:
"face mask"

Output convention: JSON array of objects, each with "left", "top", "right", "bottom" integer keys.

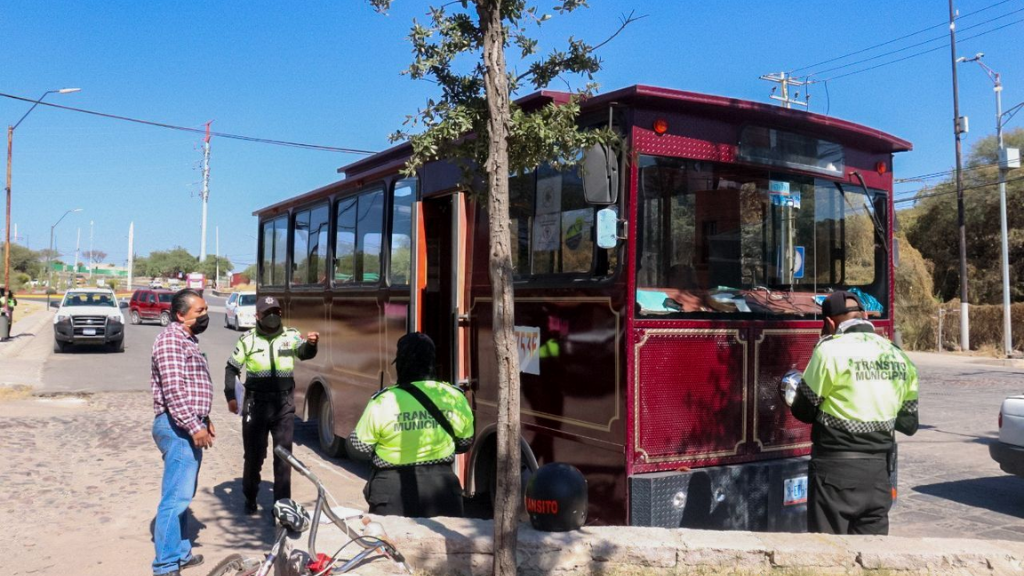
[
  {"left": 259, "top": 313, "right": 282, "bottom": 333},
  {"left": 190, "top": 313, "right": 210, "bottom": 335}
]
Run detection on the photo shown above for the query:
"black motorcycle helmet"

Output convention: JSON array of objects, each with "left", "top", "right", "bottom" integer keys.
[{"left": 525, "top": 462, "right": 588, "bottom": 531}]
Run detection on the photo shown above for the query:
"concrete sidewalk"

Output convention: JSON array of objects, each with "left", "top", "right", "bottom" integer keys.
[
  {"left": 0, "top": 307, "right": 54, "bottom": 389},
  {"left": 907, "top": 350, "right": 1024, "bottom": 371}
]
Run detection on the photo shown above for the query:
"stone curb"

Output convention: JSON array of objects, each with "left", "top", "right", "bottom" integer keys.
[{"left": 277, "top": 516, "right": 1024, "bottom": 575}]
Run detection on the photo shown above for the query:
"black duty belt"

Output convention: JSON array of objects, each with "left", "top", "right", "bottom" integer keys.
[
  {"left": 812, "top": 449, "right": 888, "bottom": 460},
  {"left": 246, "top": 387, "right": 294, "bottom": 400}
]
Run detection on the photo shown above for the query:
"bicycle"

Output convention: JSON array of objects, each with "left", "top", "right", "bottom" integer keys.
[{"left": 207, "top": 446, "right": 411, "bottom": 576}]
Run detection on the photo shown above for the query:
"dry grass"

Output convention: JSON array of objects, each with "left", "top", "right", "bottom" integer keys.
[
  {"left": 0, "top": 385, "right": 33, "bottom": 401},
  {"left": 934, "top": 301, "right": 1024, "bottom": 355}
]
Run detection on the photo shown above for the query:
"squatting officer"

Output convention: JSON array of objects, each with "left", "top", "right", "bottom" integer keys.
[
  {"left": 789, "top": 291, "right": 919, "bottom": 535},
  {"left": 347, "top": 332, "right": 474, "bottom": 518},
  {"left": 224, "top": 295, "right": 319, "bottom": 514}
]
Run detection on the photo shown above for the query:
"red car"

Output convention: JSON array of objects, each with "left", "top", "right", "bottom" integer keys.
[{"left": 128, "top": 289, "right": 174, "bottom": 326}]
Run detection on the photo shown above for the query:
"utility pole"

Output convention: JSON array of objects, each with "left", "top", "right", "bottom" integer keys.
[
  {"left": 215, "top": 226, "right": 220, "bottom": 290},
  {"left": 960, "top": 53, "right": 1023, "bottom": 357},
  {"left": 127, "top": 222, "right": 134, "bottom": 292},
  {"left": 74, "top": 227, "right": 81, "bottom": 273},
  {"left": 199, "top": 121, "right": 212, "bottom": 262},
  {"left": 759, "top": 72, "right": 808, "bottom": 109},
  {"left": 89, "top": 220, "right": 94, "bottom": 278},
  {"left": 949, "top": 0, "right": 970, "bottom": 351}
]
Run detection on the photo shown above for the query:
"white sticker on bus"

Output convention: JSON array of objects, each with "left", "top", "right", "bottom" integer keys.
[{"left": 514, "top": 325, "right": 541, "bottom": 376}]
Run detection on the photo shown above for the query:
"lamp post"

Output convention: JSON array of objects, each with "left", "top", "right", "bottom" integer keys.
[
  {"left": 959, "top": 53, "right": 1024, "bottom": 357},
  {"left": 47, "top": 208, "right": 82, "bottom": 307},
  {"left": 4, "top": 87, "right": 80, "bottom": 291}
]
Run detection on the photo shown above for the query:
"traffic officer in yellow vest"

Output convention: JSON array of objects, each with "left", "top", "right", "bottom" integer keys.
[
  {"left": 224, "top": 295, "right": 319, "bottom": 514},
  {"left": 786, "top": 291, "right": 919, "bottom": 535},
  {"left": 347, "top": 332, "right": 474, "bottom": 517}
]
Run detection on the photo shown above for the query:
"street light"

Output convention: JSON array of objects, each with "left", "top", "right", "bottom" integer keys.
[
  {"left": 46, "top": 208, "right": 82, "bottom": 307},
  {"left": 959, "top": 53, "right": 1023, "bottom": 357},
  {"left": 3, "top": 87, "right": 81, "bottom": 293}
]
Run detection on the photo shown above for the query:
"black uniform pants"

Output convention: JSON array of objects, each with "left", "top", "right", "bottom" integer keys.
[
  {"left": 363, "top": 463, "right": 464, "bottom": 518},
  {"left": 808, "top": 455, "right": 892, "bottom": 535},
  {"left": 242, "top": 391, "right": 295, "bottom": 504}
]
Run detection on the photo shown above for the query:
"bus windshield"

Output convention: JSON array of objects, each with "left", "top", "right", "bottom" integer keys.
[{"left": 635, "top": 155, "right": 888, "bottom": 319}]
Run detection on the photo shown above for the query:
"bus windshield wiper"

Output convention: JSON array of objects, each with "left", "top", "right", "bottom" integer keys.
[{"left": 834, "top": 174, "right": 889, "bottom": 256}]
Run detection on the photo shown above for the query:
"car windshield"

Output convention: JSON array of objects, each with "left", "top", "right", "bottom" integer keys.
[
  {"left": 64, "top": 293, "right": 117, "bottom": 307},
  {"left": 238, "top": 294, "right": 257, "bottom": 306},
  {"left": 158, "top": 294, "right": 173, "bottom": 303}
]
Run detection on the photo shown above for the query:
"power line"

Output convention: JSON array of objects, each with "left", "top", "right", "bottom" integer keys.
[
  {"left": 788, "top": 0, "right": 1015, "bottom": 75},
  {"left": 895, "top": 160, "right": 1003, "bottom": 183},
  {"left": 0, "top": 91, "right": 377, "bottom": 155},
  {"left": 804, "top": 7, "right": 1024, "bottom": 79},
  {"left": 816, "top": 16, "right": 1024, "bottom": 83},
  {"left": 894, "top": 174, "right": 1024, "bottom": 205}
]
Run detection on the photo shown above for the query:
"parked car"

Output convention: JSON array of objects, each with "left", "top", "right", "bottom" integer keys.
[
  {"left": 150, "top": 278, "right": 166, "bottom": 289},
  {"left": 128, "top": 289, "right": 175, "bottom": 326},
  {"left": 990, "top": 395, "right": 1024, "bottom": 478},
  {"left": 225, "top": 291, "right": 257, "bottom": 330},
  {"left": 52, "top": 288, "right": 126, "bottom": 353}
]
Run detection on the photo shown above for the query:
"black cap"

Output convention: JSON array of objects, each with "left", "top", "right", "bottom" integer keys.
[
  {"left": 256, "top": 295, "right": 282, "bottom": 314},
  {"left": 821, "top": 291, "right": 864, "bottom": 317}
]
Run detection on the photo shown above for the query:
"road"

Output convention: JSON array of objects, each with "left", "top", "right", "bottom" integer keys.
[{"left": 2, "top": 303, "right": 1024, "bottom": 574}]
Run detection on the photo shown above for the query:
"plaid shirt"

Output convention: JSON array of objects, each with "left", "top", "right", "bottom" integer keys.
[{"left": 151, "top": 322, "right": 213, "bottom": 435}]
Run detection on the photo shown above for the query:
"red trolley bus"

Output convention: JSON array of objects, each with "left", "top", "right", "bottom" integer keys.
[{"left": 253, "top": 85, "right": 910, "bottom": 529}]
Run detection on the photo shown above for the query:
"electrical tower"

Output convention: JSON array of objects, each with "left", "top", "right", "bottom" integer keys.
[{"left": 759, "top": 72, "right": 808, "bottom": 109}]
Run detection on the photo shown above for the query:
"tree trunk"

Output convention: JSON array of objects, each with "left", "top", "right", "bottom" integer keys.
[{"left": 477, "top": 1, "right": 521, "bottom": 575}]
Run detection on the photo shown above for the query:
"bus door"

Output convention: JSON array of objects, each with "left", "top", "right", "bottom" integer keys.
[{"left": 417, "top": 192, "right": 469, "bottom": 388}]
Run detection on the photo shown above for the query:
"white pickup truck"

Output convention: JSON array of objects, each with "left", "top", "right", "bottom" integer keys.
[
  {"left": 990, "top": 395, "right": 1024, "bottom": 478},
  {"left": 52, "top": 288, "right": 127, "bottom": 353}
]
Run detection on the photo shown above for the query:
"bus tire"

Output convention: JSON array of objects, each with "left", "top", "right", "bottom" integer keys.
[{"left": 317, "top": 391, "right": 345, "bottom": 458}]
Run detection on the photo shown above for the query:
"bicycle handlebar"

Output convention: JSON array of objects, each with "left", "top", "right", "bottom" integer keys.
[{"left": 274, "top": 445, "right": 312, "bottom": 477}]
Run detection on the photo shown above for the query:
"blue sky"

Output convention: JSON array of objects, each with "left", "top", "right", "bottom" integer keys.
[{"left": 3, "top": 1, "right": 1022, "bottom": 270}]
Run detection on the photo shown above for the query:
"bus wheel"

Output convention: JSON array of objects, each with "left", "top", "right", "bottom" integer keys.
[{"left": 318, "top": 394, "right": 345, "bottom": 458}]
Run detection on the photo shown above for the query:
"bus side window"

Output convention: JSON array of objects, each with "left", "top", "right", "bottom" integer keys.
[{"left": 389, "top": 180, "right": 416, "bottom": 286}]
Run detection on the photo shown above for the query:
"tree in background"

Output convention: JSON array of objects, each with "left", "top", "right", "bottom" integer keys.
[
  {"left": 905, "top": 127, "right": 1024, "bottom": 304},
  {"left": 369, "top": 1, "right": 635, "bottom": 572},
  {"left": 81, "top": 250, "right": 107, "bottom": 268},
  {"left": 137, "top": 247, "right": 200, "bottom": 279},
  {"left": 196, "top": 254, "right": 233, "bottom": 282},
  {"left": 0, "top": 242, "right": 45, "bottom": 284}
]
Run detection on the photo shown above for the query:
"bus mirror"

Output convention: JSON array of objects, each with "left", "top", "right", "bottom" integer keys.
[
  {"left": 596, "top": 207, "right": 619, "bottom": 249},
  {"left": 582, "top": 143, "right": 619, "bottom": 205}
]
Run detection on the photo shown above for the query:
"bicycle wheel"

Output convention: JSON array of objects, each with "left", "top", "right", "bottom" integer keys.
[{"left": 206, "top": 553, "right": 262, "bottom": 576}]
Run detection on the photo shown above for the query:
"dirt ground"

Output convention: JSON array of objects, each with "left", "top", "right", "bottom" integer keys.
[{"left": 0, "top": 392, "right": 381, "bottom": 576}]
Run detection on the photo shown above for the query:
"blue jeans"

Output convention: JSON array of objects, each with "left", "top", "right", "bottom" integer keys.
[{"left": 152, "top": 412, "right": 203, "bottom": 575}]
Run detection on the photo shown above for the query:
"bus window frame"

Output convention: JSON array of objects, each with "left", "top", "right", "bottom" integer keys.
[
  {"left": 507, "top": 165, "right": 622, "bottom": 287},
  {"left": 385, "top": 177, "right": 419, "bottom": 289},
  {"left": 289, "top": 201, "right": 331, "bottom": 290},
  {"left": 258, "top": 214, "right": 289, "bottom": 288},
  {"left": 331, "top": 184, "right": 387, "bottom": 290}
]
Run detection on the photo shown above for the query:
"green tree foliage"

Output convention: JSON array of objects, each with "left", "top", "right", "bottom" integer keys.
[
  {"left": 0, "top": 242, "right": 45, "bottom": 283},
  {"left": 196, "top": 255, "right": 233, "bottom": 280},
  {"left": 905, "top": 127, "right": 1024, "bottom": 304},
  {"left": 137, "top": 247, "right": 200, "bottom": 279}
]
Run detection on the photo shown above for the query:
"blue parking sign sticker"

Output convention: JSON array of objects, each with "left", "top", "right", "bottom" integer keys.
[
  {"left": 794, "top": 246, "right": 805, "bottom": 279},
  {"left": 784, "top": 476, "right": 808, "bottom": 506}
]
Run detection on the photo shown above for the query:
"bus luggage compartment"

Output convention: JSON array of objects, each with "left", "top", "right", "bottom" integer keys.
[{"left": 629, "top": 456, "right": 808, "bottom": 532}]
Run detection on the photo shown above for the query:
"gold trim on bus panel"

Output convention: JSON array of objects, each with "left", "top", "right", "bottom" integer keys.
[
  {"left": 751, "top": 328, "right": 818, "bottom": 452},
  {"left": 470, "top": 296, "right": 622, "bottom": 433},
  {"left": 633, "top": 328, "right": 748, "bottom": 463}
]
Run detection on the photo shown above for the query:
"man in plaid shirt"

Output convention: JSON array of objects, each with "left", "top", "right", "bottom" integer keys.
[{"left": 150, "top": 289, "right": 214, "bottom": 576}]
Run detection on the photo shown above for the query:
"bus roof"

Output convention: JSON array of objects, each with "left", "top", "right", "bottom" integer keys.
[{"left": 254, "top": 84, "right": 911, "bottom": 217}]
